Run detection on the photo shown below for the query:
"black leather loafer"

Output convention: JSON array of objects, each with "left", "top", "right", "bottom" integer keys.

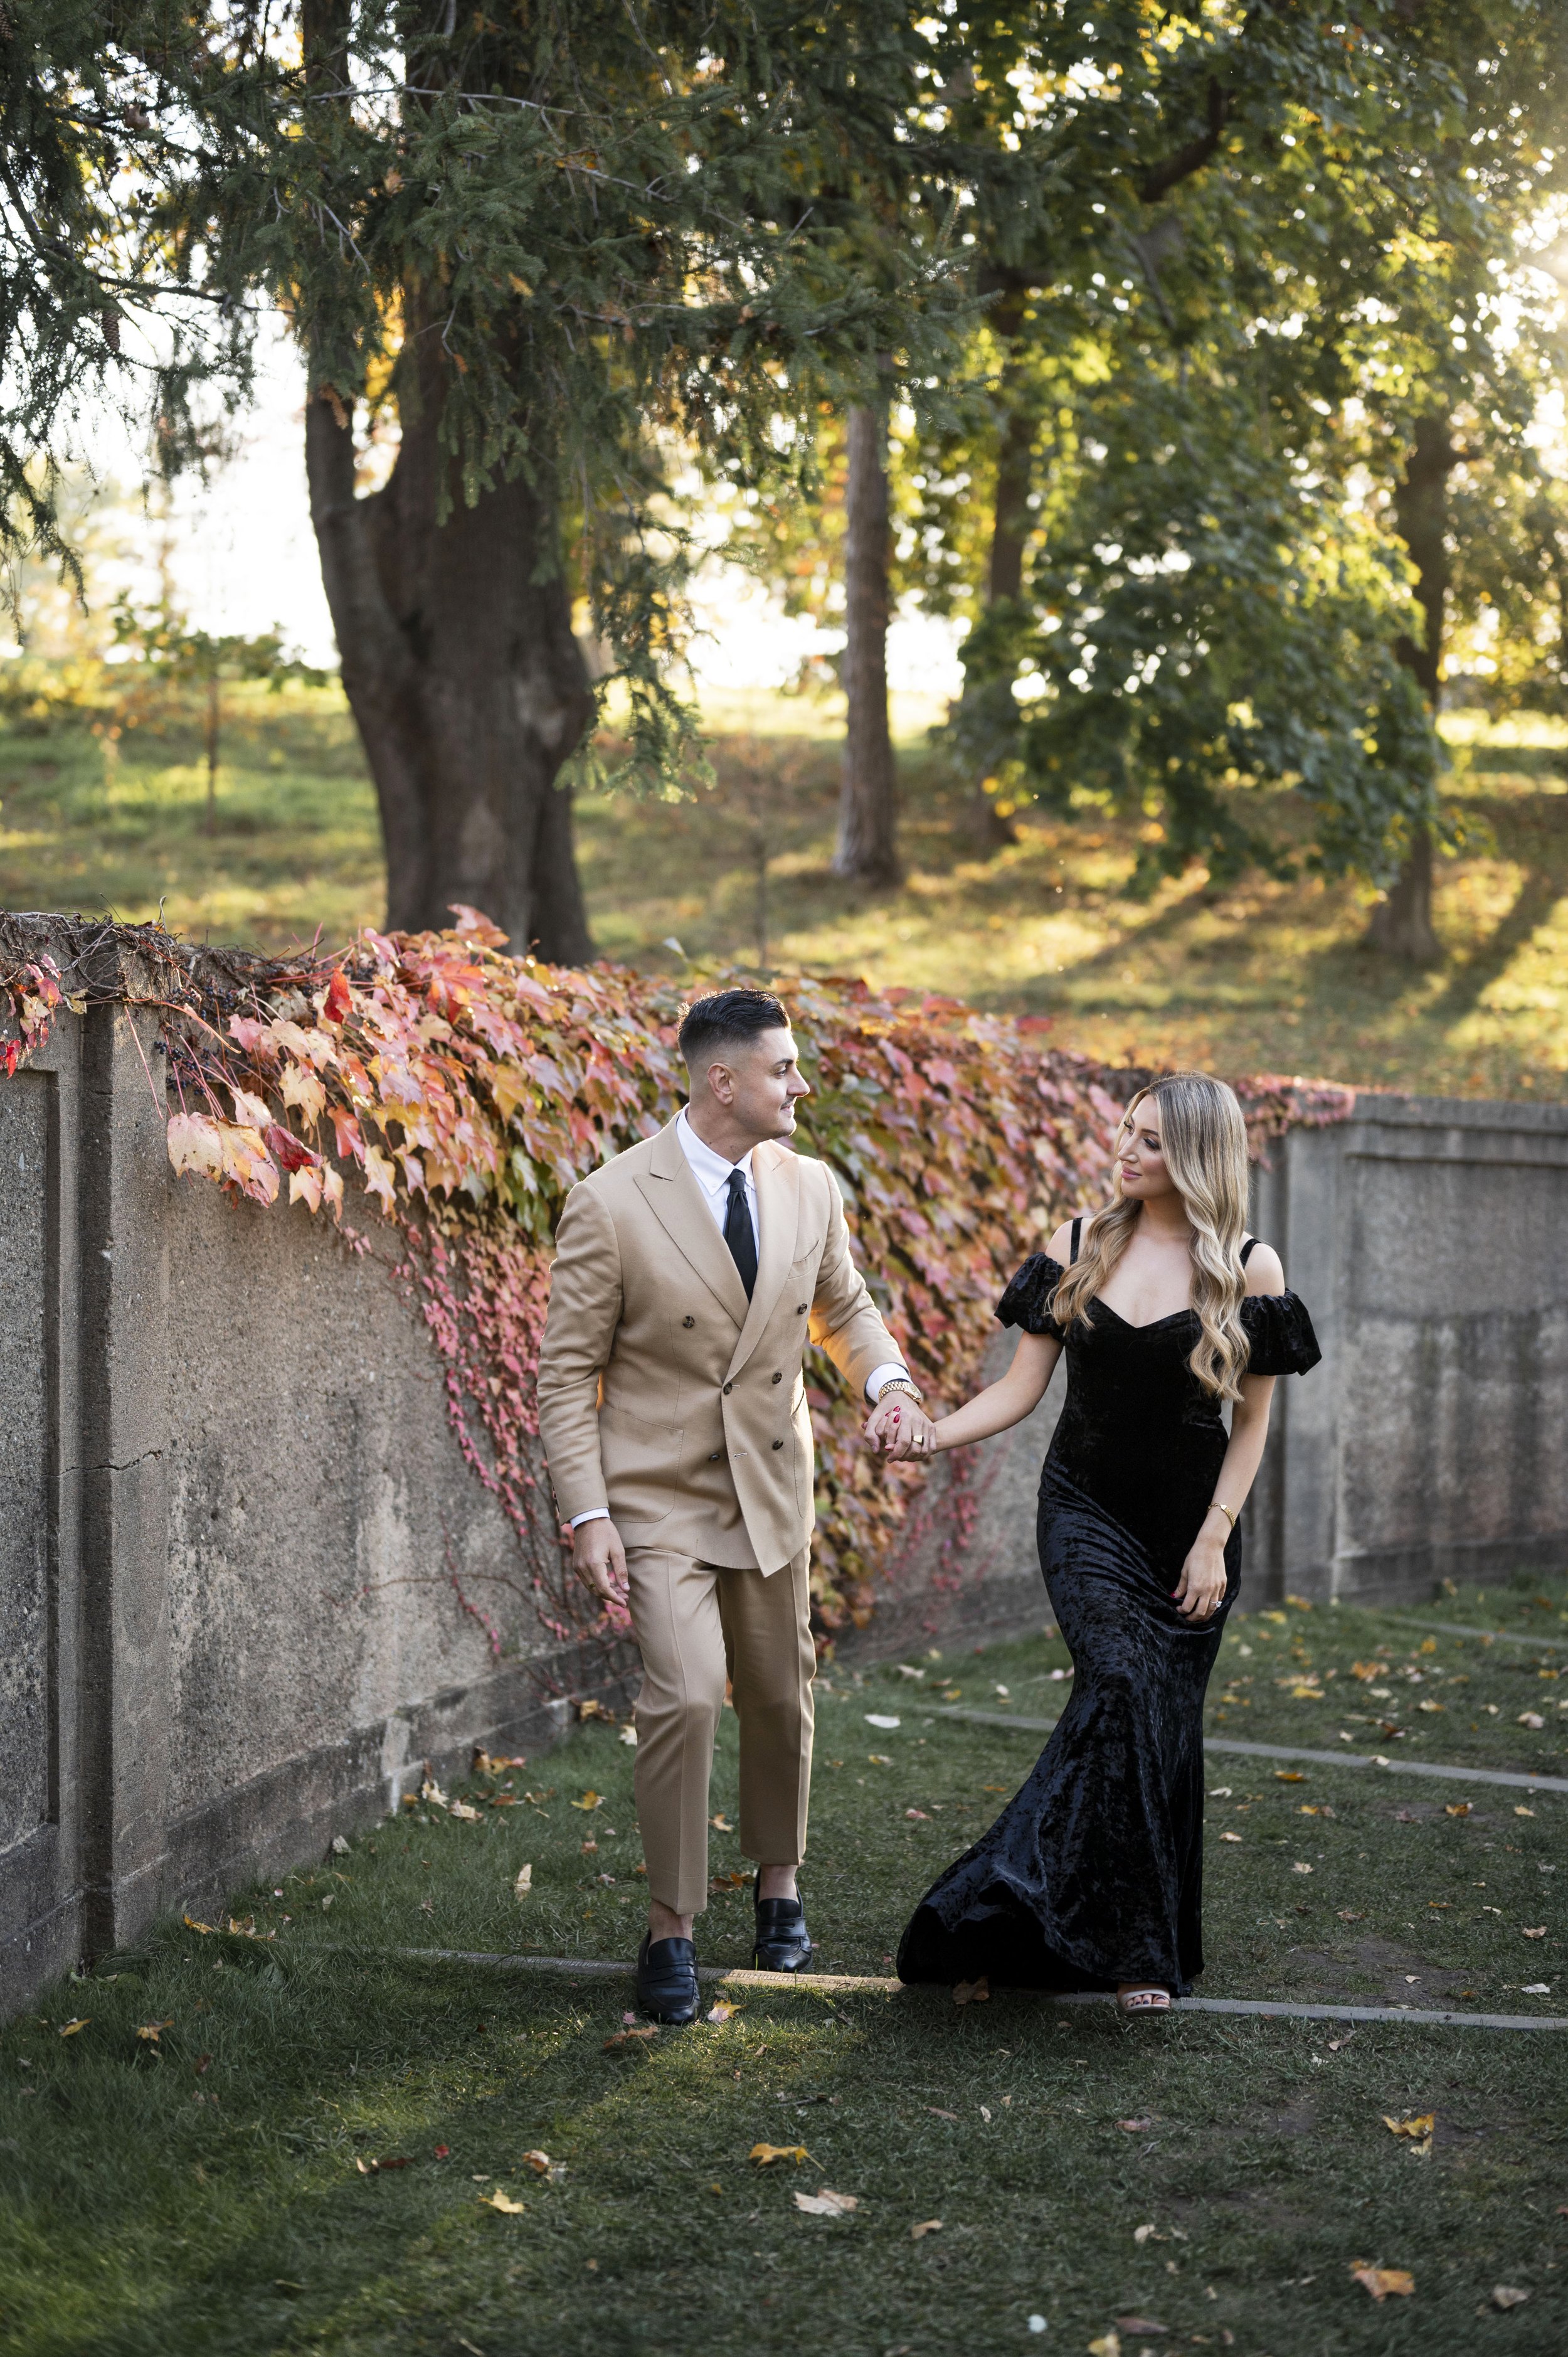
[
  {"left": 753, "top": 1876, "right": 814, "bottom": 1973},
  {"left": 635, "top": 1931, "right": 700, "bottom": 2024}
]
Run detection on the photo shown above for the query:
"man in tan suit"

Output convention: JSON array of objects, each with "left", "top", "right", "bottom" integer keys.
[{"left": 536, "top": 987, "right": 935, "bottom": 2021}]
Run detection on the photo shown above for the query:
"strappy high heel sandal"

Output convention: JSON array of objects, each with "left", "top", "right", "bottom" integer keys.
[{"left": 1116, "top": 1984, "right": 1172, "bottom": 2016}]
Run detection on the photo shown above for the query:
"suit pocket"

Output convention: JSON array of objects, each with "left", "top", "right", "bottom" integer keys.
[{"left": 600, "top": 1402, "right": 682, "bottom": 1528}]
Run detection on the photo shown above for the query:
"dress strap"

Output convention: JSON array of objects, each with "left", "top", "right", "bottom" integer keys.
[
  {"left": 1070, "top": 1215, "right": 1083, "bottom": 1264},
  {"left": 1239, "top": 1236, "right": 1256, "bottom": 1267}
]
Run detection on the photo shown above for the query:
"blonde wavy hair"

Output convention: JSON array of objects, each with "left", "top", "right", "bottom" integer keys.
[{"left": 1052, "top": 1071, "right": 1254, "bottom": 1401}]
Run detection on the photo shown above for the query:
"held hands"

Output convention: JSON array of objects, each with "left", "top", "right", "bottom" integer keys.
[
  {"left": 571, "top": 1515, "right": 628, "bottom": 1607},
  {"left": 1172, "top": 1516, "right": 1229, "bottom": 1622},
  {"left": 863, "top": 1391, "right": 938, "bottom": 1462}
]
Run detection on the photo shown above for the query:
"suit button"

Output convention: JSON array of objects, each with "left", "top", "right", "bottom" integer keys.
[
  {"left": 723, "top": 1382, "right": 733, "bottom": 1395},
  {"left": 770, "top": 1371, "right": 782, "bottom": 1385},
  {"left": 682, "top": 1316, "right": 695, "bottom": 1329},
  {"left": 797, "top": 1303, "right": 807, "bottom": 1315},
  {"left": 771, "top": 1440, "right": 784, "bottom": 1451},
  {"left": 709, "top": 1451, "right": 721, "bottom": 1461}
]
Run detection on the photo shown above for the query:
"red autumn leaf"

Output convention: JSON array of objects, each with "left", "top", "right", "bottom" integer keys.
[
  {"left": 265, "top": 1124, "right": 319, "bottom": 1174},
  {"left": 322, "top": 967, "right": 352, "bottom": 1024}
]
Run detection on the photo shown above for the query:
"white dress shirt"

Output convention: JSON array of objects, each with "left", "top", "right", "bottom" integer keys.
[{"left": 569, "top": 1110, "right": 914, "bottom": 1528}]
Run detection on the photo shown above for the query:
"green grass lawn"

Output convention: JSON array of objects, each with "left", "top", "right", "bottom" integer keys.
[
  {"left": 3, "top": 1580, "right": 1565, "bottom": 2357},
  {"left": 3, "top": 684, "right": 1567, "bottom": 1100}
]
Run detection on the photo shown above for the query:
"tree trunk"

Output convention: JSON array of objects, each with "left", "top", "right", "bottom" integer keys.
[
  {"left": 832, "top": 403, "right": 902, "bottom": 886},
  {"left": 960, "top": 294, "right": 1032, "bottom": 854},
  {"left": 1367, "top": 413, "right": 1454, "bottom": 965},
  {"left": 302, "top": 338, "right": 595, "bottom": 962}
]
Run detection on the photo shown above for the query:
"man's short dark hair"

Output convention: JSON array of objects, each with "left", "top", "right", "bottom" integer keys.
[{"left": 677, "top": 987, "right": 790, "bottom": 1069}]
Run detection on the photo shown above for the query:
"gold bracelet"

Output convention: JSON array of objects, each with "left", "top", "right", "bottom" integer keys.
[{"left": 1209, "top": 1499, "right": 1237, "bottom": 1530}]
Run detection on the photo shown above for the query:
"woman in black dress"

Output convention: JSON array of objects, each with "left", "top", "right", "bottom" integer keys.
[{"left": 883, "top": 1072, "right": 1320, "bottom": 2014}]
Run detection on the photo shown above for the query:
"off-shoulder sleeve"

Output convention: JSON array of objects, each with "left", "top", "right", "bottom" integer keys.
[
  {"left": 1241, "top": 1290, "right": 1322, "bottom": 1378},
  {"left": 995, "top": 1254, "right": 1066, "bottom": 1335}
]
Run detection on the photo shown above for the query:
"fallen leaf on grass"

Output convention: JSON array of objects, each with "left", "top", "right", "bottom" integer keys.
[
  {"left": 1133, "top": 2224, "right": 1160, "bottom": 2244},
  {"left": 1115, "top": 2319, "right": 1168, "bottom": 2337},
  {"left": 1491, "top": 2286, "right": 1530, "bottom": 2310},
  {"left": 514, "top": 1865, "right": 532, "bottom": 1898},
  {"left": 1445, "top": 1804, "right": 1472, "bottom": 1818},
  {"left": 1337, "top": 1908, "right": 1366, "bottom": 1922},
  {"left": 1292, "top": 1862, "right": 1313, "bottom": 1875},
  {"left": 356, "top": 2156, "right": 413, "bottom": 2173},
  {"left": 602, "top": 2027, "right": 658, "bottom": 2050},
  {"left": 482, "top": 2190, "right": 526, "bottom": 2215},
  {"left": 1515, "top": 1806, "right": 1535, "bottom": 1818},
  {"left": 709, "top": 1812, "right": 734, "bottom": 1831},
  {"left": 571, "top": 1791, "right": 604, "bottom": 1812},
  {"left": 183, "top": 1915, "right": 215, "bottom": 1935},
  {"left": 1219, "top": 1832, "right": 1242, "bottom": 1844},
  {"left": 1518, "top": 1713, "right": 1545, "bottom": 1730},
  {"left": 1522, "top": 1927, "right": 1547, "bottom": 1939},
  {"left": 1117, "top": 2117, "right": 1153, "bottom": 2132},
  {"left": 521, "top": 2151, "right": 553, "bottom": 2176},
  {"left": 911, "top": 2219, "right": 942, "bottom": 2239},
  {"left": 905, "top": 1808, "right": 931, "bottom": 1821},
  {"left": 619, "top": 1726, "right": 638, "bottom": 1746},
  {"left": 705, "top": 2000, "right": 737, "bottom": 2024},
  {"left": 869, "top": 1755, "right": 896, "bottom": 1767},
  {"left": 58, "top": 2018, "right": 89, "bottom": 2038},
  {"left": 1087, "top": 2334, "right": 1121, "bottom": 2357},
  {"left": 710, "top": 1871, "right": 748, "bottom": 1890},
  {"left": 793, "top": 2189, "right": 857, "bottom": 2217},
  {"left": 136, "top": 2019, "right": 174, "bottom": 2043},
  {"left": 864, "top": 1714, "right": 901, "bottom": 1730},
  {"left": 448, "top": 1800, "right": 480, "bottom": 1822},
  {"left": 953, "top": 1977, "right": 990, "bottom": 2006},
  {"left": 924, "top": 2107, "right": 958, "bottom": 2120},
  {"left": 1350, "top": 2264, "right": 1414, "bottom": 2301},
  {"left": 1522, "top": 1982, "right": 1551, "bottom": 1994},
  {"left": 1274, "top": 1770, "right": 1305, "bottom": 1783},
  {"left": 751, "top": 2144, "right": 810, "bottom": 2166},
  {"left": 433, "top": 2144, "right": 450, "bottom": 2158},
  {"left": 1382, "top": 2114, "right": 1434, "bottom": 2152}
]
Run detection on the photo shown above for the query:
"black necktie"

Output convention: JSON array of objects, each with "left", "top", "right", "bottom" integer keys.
[{"left": 723, "top": 1167, "right": 758, "bottom": 1299}]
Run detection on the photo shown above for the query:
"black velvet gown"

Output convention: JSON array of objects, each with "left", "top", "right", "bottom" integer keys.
[{"left": 897, "top": 1245, "right": 1321, "bottom": 1996}]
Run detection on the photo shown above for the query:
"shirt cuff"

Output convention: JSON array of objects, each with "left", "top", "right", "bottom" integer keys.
[
  {"left": 866, "top": 1362, "right": 917, "bottom": 1403},
  {"left": 569, "top": 1508, "right": 610, "bottom": 1529}
]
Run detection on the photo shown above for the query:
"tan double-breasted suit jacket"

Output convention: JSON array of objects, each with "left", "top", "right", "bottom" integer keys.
[
  {"left": 536, "top": 1114, "right": 906, "bottom": 1916},
  {"left": 536, "top": 1115, "right": 902, "bottom": 1573}
]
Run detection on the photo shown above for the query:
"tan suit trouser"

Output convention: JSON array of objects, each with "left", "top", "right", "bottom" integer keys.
[{"left": 625, "top": 1545, "right": 814, "bottom": 1918}]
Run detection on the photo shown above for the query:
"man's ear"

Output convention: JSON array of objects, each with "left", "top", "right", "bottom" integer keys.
[{"left": 705, "top": 1058, "right": 736, "bottom": 1106}]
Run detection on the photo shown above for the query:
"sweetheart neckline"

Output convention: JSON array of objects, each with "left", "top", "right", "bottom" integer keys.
[{"left": 1092, "top": 1299, "right": 1197, "bottom": 1336}]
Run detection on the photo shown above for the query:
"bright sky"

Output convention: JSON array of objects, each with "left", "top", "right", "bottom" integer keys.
[{"left": 92, "top": 317, "right": 967, "bottom": 701}]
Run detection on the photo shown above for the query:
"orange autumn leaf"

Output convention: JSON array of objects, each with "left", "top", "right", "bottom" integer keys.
[
  {"left": 750, "top": 2144, "right": 811, "bottom": 2167},
  {"left": 1350, "top": 2264, "right": 1415, "bottom": 2301},
  {"left": 482, "top": 2189, "right": 526, "bottom": 2215}
]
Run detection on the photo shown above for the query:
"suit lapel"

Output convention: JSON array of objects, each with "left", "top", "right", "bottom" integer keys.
[
  {"left": 727, "top": 1140, "right": 802, "bottom": 1380},
  {"left": 633, "top": 1117, "right": 751, "bottom": 1327}
]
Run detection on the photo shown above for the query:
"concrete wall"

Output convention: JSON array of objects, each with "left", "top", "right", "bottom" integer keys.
[
  {"left": 2, "top": 946, "right": 1565, "bottom": 2013},
  {"left": 1247, "top": 1092, "right": 1568, "bottom": 1602},
  {"left": 0, "top": 957, "right": 610, "bottom": 2015}
]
